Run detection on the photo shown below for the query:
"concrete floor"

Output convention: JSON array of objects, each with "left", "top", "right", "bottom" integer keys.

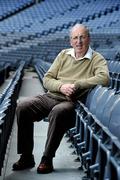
[{"left": 0, "top": 70, "right": 85, "bottom": 180}]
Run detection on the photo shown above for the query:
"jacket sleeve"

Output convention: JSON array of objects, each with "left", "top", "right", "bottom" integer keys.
[
  {"left": 43, "top": 51, "right": 64, "bottom": 92},
  {"left": 75, "top": 56, "right": 110, "bottom": 90}
]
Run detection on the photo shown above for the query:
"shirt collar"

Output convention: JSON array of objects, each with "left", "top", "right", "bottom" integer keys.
[{"left": 66, "top": 47, "right": 93, "bottom": 60}]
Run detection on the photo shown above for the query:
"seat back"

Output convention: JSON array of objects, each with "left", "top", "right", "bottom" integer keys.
[
  {"left": 85, "top": 85, "right": 101, "bottom": 109},
  {"left": 98, "top": 129, "right": 117, "bottom": 180},
  {"left": 109, "top": 139, "right": 120, "bottom": 180},
  {"left": 95, "top": 88, "right": 115, "bottom": 121},
  {"left": 88, "top": 86, "right": 108, "bottom": 115},
  {"left": 109, "top": 97, "right": 120, "bottom": 140}
]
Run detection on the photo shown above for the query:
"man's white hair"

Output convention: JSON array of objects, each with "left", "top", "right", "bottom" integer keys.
[{"left": 69, "top": 23, "right": 90, "bottom": 38}]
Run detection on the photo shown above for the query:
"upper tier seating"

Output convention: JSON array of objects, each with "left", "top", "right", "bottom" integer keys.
[
  {"left": 0, "top": 0, "right": 119, "bottom": 55},
  {"left": 0, "top": 0, "right": 35, "bottom": 21}
]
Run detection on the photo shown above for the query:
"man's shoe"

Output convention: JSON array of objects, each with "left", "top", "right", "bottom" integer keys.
[
  {"left": 12, "top": 155, "right": 35, "bottom": 171},
  {"left": 37, "top": 156, "right": 53, "bottom": 174}
]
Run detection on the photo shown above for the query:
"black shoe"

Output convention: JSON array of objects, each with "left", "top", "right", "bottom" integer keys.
[
  {"left": 12, "top": 155, "right": 35, "bottom": 171},
  {"left": 37, "top": 156, "right": 53, "bottom": 174}
]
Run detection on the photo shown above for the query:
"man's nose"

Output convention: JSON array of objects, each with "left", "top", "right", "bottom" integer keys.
[{"left": 78, "top": 36, "right": 83, "bottom": 43}]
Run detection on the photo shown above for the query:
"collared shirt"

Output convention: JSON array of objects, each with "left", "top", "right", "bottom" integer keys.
[{"left": 66, "top": 46, "right": 93, "bottom": 61}]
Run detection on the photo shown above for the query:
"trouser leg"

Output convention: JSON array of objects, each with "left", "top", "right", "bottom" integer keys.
[
  {"left": 16, "top": 104, "right": 34, "bottom": 154},
  {"left": 16, "top": 94, "right": 60, "bottom": 154},
  {"left": 43, "top": 101, "right": 76, "bottom": 158}
]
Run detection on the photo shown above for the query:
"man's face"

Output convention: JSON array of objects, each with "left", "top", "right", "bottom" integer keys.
[{"left": 70, "top": 27, "right": 90, "bottom": 56}]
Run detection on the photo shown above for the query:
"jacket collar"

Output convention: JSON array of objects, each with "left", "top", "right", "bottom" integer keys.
[{"left": 66, "top": 46, "right": 93, "bottom": 60}]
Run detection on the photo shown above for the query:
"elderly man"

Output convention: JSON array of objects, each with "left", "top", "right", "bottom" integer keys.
[{"left": 12, "top": 24, "right": 109, "bottom": 174}]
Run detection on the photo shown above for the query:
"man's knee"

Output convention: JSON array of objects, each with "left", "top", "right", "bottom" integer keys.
[
  {"left": 48, "top": 102, "right": 75, "bottom": 125},
  {"left": 57, "top": 101, "right": 74, "bottom": 111},
  {"left": 16, "top": 100, "right": 29, "bottom": 118},
  {"left": 52, "top": 102, "right": 74, "bottom": 116},
  {"left": 16, "top": 102, "right": 24, "bottom": 113}
]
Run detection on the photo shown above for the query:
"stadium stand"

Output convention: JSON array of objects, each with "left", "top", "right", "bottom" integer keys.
[
  {"left": 0, "top": 0, "right": 35, "bottom": 21},
  {"left": 0, "top": 0, "right": 120, "bottom": 179},
  {"left": 0, "top": 61, "right": 25, "bottom": 175}
]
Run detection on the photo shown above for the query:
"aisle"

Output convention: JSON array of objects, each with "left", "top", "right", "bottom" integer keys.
[{"left": 3, "top": 71, "right": 84, "bottom": 180}]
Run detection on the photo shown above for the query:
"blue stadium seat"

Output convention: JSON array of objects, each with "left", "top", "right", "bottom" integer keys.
[
  {"left": 109, "top": 139, "right": 120, "bottom": 180},
  {"left": 89, "top": 128, "right": 117, "bottom": 179},
  {"left": 95, "top": 88, "right": 115, "bottom": 123},
  {"left": 87, "top": 86, "right": 108, "bottom": 115},
  {"left": 85, "top": 85, "right": 101, "bottom": 109},
  {"left": 108, "top": 96, "right": 120, "bottom": 140},
  {"left": 81, "top": 117, "right": 104, "bottom": 178}
]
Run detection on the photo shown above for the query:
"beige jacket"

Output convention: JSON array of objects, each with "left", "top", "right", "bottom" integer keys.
[{"left": 43, "top": 48, "right": 110, "bottom": 101}]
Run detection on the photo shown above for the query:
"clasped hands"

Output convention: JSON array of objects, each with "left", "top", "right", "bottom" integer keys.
[{"left": 60, "top": 84, "right": 76, "bottom": 97}]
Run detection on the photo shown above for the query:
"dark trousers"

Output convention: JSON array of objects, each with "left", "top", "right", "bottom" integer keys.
[{"left": 16, "top": 93, "right": 76, "bottom": 158}]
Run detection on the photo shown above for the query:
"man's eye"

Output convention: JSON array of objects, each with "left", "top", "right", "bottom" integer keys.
[{"left": 73, "top": 37, "right": 78, "bottom": 40}]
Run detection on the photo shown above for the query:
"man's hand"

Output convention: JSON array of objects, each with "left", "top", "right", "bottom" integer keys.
[{"left": 60, "top": 84, "right": 76, "bottom": 97}]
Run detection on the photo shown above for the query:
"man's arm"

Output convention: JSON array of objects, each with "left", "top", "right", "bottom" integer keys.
[
  {"left": 74, "top": 57, "right": 110, "bottom": 90},
  {"left": 43, "top": 51, "right": 64, "bottom": 92}
]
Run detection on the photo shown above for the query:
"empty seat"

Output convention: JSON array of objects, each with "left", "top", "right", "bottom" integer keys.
[
  {"left": 109, "top": 97, "right": 120, "bottom": 140},
  {"left": 92, "top": 129, "right": 117, "bottom": 180},
  {"left": 109, "top": 139, "right": 120, "bottom": 180}
]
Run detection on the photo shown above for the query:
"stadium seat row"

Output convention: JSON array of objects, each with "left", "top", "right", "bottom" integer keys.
[{"left": 0, "top": 61, "right": 25, "bottom": 175}]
